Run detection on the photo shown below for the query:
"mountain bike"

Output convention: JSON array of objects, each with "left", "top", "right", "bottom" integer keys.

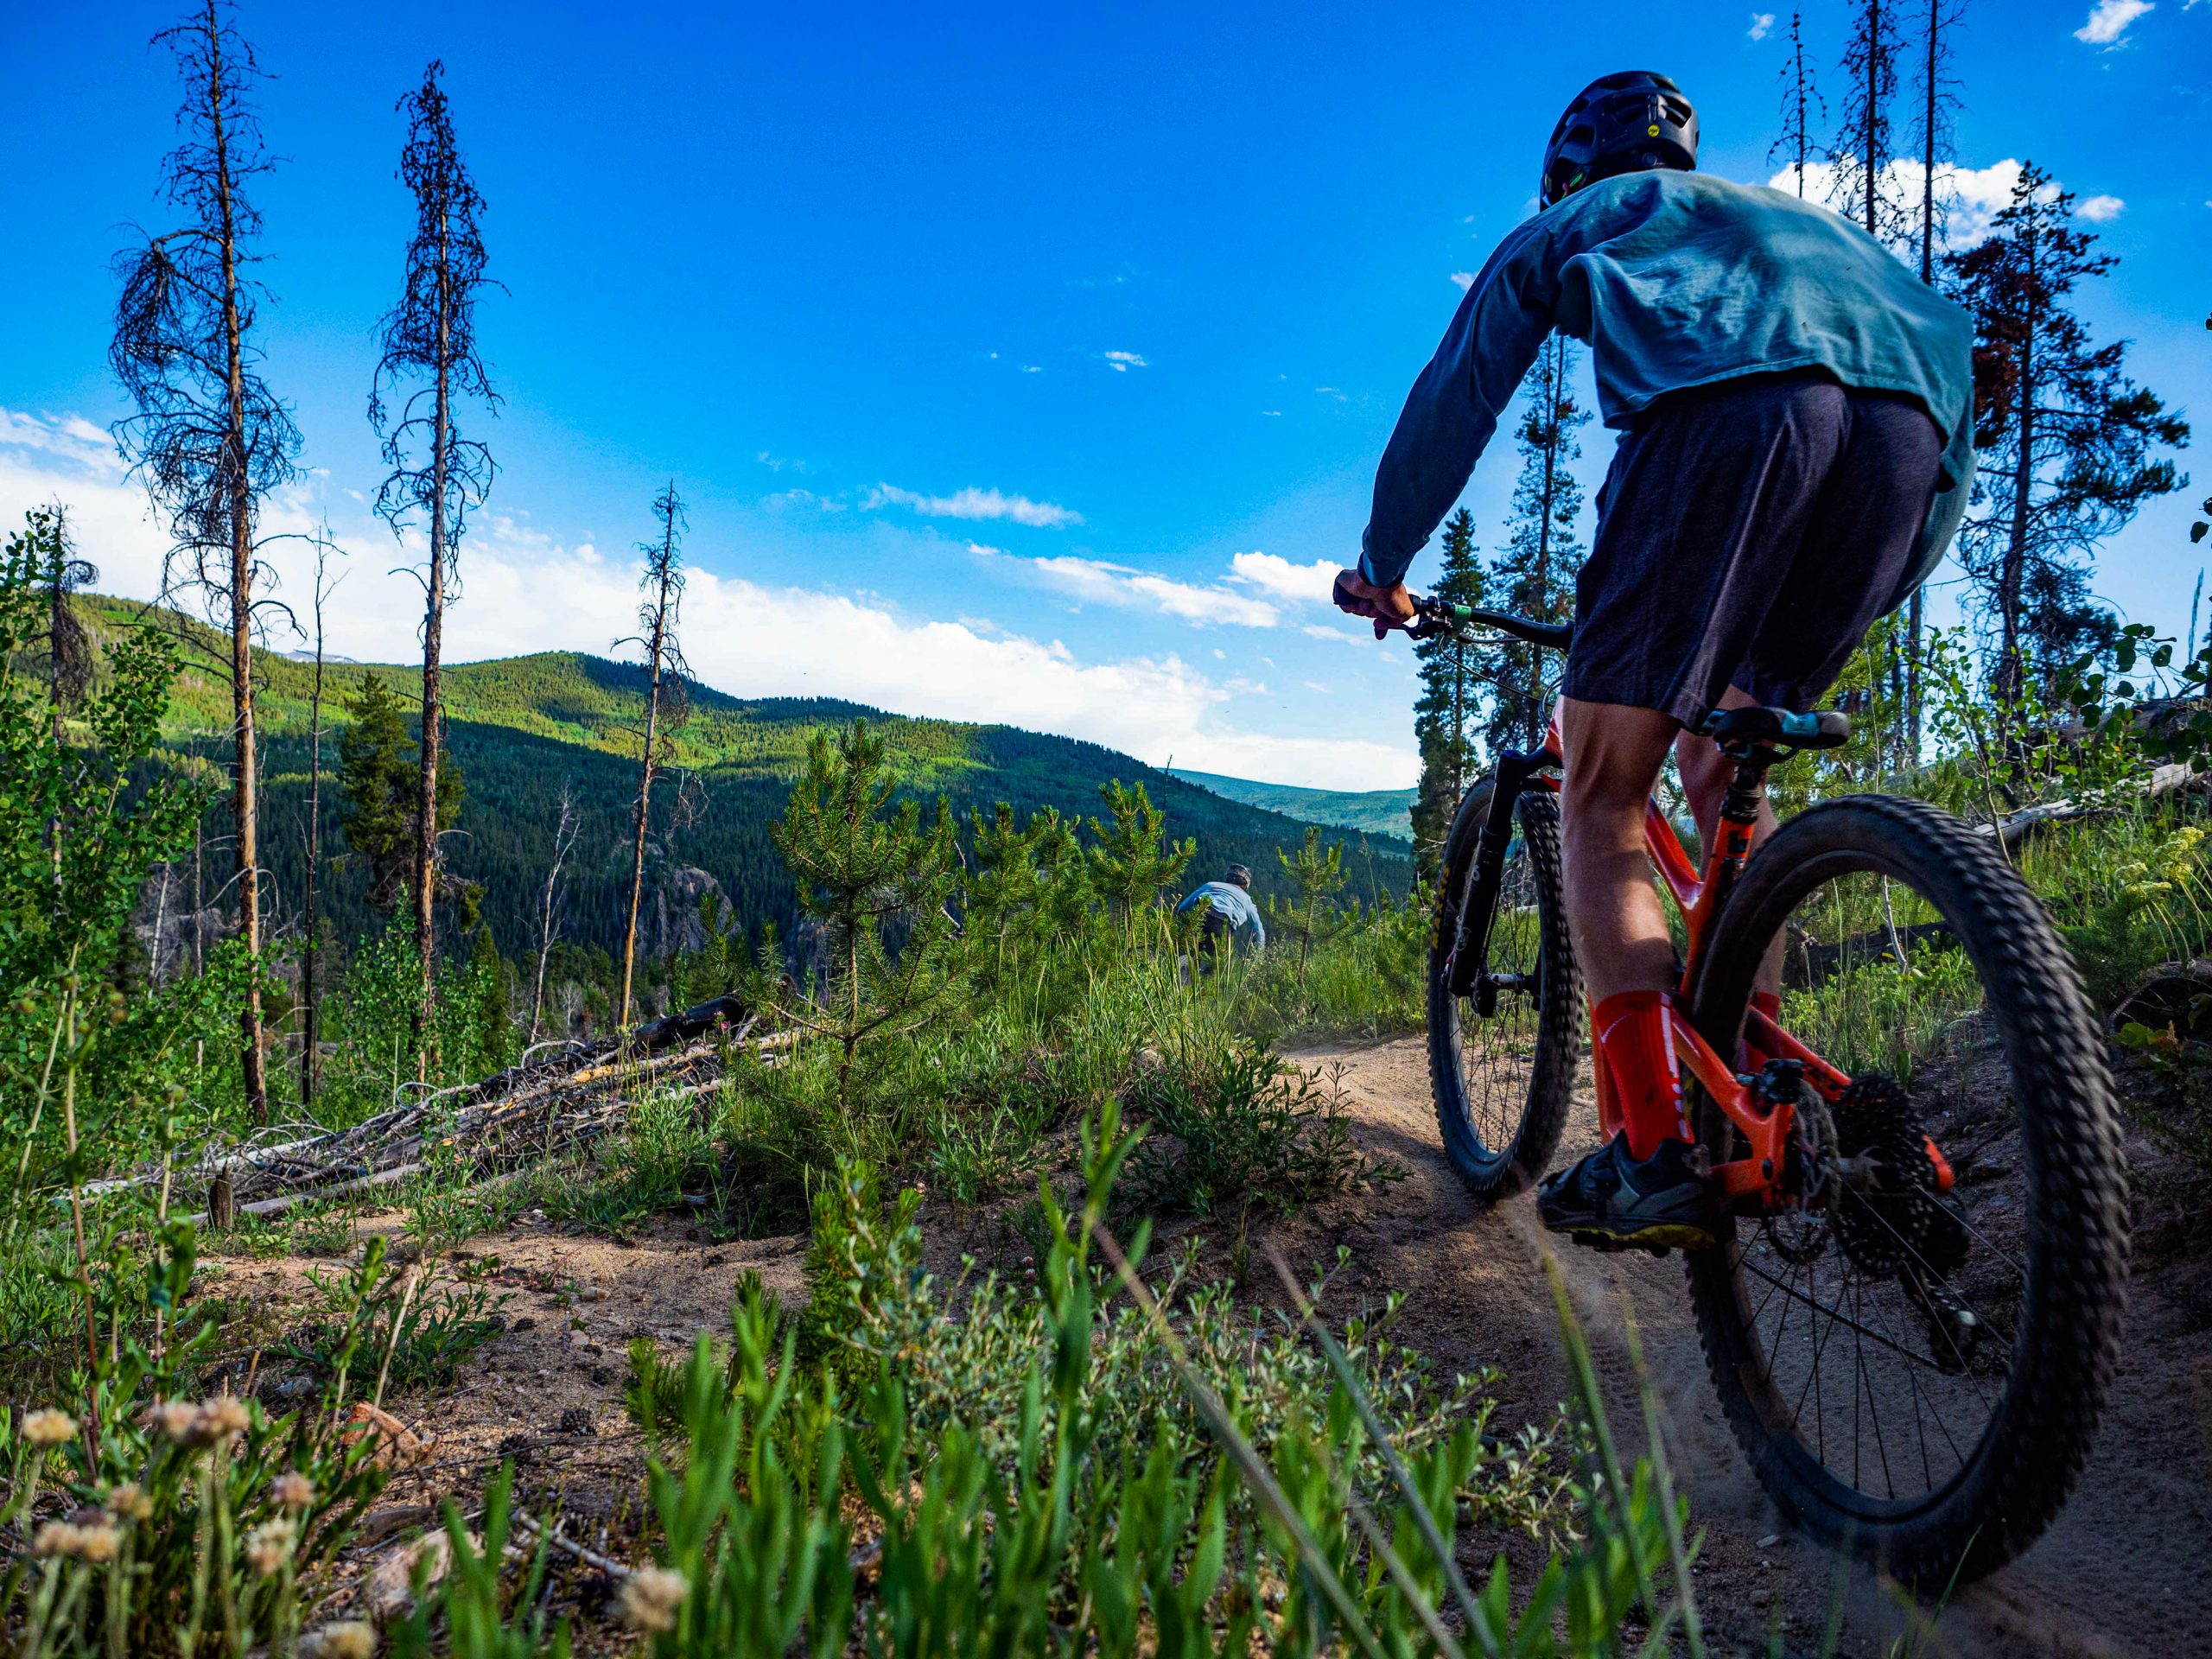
[{"left": 1387, "top": 584, "right": 2129, "bottom": 1587}]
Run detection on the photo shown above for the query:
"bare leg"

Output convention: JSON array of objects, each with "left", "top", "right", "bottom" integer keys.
[
  {"left": 1673, "top": 685, "right": 1783, "bottom": 995},
  {"left": 1558, "top": 696, "right": 1681, "bottom": 1004}
]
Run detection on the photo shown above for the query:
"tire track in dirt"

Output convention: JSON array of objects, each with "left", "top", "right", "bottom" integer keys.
[{"left": 1279, "top": 1037, "right": 2210, "bottom": 1659}]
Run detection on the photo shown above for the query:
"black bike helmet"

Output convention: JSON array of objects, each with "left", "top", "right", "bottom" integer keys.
[
  {"left": 1539, "top": 72, "right": 1699, "bottom": 208},
  {"left": 1224, "top": 864, "right": 1253, "bottom": 889}
]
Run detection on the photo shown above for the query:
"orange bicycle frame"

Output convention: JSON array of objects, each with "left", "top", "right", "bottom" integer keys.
[{"left": 1529, "top": 727, "right": 1838, "bottom": 1212}]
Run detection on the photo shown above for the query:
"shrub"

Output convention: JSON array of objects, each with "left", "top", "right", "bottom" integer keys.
[{"left": 1127, "top": 1040, "right": 1396, "bottom": 1220}]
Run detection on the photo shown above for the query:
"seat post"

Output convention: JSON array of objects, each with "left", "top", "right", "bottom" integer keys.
[{"left": 1721, "top": 754, "right": 1773, "bottom": 827}]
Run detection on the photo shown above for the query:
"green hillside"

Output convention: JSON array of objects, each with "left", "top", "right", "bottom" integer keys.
[
  {"left": 86, "top": 599, "right": 1415, "bottom": 960},
  {"left": 1175, "top": 769, "right": 1416, "bottom": 843}
]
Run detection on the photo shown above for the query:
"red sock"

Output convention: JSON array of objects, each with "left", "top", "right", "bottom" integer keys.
[{"left": 1592, "top": 990, "right": 1696, "bottom": 1161}]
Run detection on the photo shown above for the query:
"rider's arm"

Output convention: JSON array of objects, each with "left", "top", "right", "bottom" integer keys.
[{"left": 1359, "top": 218, "right": 1564, "bottom": 590}]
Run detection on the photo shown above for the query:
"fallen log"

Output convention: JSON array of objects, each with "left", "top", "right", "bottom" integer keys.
[
  {"left": 1976, "top": 761, "right": 2201, "bottom": 850},
  {"left": 82, "top": 992, "right": 772, "bottom": 1217}
]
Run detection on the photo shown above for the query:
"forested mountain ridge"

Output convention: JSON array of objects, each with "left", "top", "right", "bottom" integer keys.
[
  {"left": 83, "top": 598, "right": 1415, "bottom": 965},
  {"left": 1175, "top": 769, "right": 1417, "bottom": 842}
]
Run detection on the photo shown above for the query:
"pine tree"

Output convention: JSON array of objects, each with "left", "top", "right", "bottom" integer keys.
[
  {"left": 1832, "top": 0, "right": 1909, "bottom": 252},
  {"left": 964, "top": 803, "right": 1046, "bottom": 987},
  {"left": 1409, "top": 507, "right": 1487, "bottom": 875},
  {"left": 1086, "top": 780, "right": 1195, "bottom": 934},
  {"left": 1268, "top": 826, "right": 1351, "bottom": 987},
  {"left": 1487, "top": 338, "right": 1588, "bottom": 753},
  {"left": 1031, "top": 806, "right": 1096, "bottom": 944},
  {"left": 1948, "top": 165, "right": 2189, "bottom": 708},
  {"left": 339, "top": 675, "right": 460, "bottom": 912},
  {"left": 616, "top": 483, "right": 690, "bottom": 1031},
  {"left": 371, "top": 60, "right": 499, "bottom": 1077},
  {"left": 111, "top": 0, "right": 299, "bottom": 1120},
  {"left": 1769, "top": 10, "right": 1827, "bottom": 200},
  {"left": 761, "top": 721, "right": 963, "bottom": 1117}
]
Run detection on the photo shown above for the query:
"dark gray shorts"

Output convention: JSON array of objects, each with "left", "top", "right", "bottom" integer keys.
[{"left": 1562, "top": 372, "right": 1943, "bottom": 727}]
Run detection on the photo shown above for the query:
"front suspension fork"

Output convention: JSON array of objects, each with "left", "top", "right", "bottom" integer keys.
[{"left": 1447, "top": 746, "right": 1553, "bottom": 1003}]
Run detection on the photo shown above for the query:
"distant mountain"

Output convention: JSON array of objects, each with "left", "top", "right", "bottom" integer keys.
[
  {"left": 1175, "top": 769, "right": 1415, "bottom": 844},
  {"left": 82, "top": 599, "right": 1415, "bottom": 961}
]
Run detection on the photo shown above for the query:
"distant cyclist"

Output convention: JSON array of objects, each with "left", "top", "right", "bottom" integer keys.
[
  {"left": 1335, "top": 72, "right": 1973, "bottom": 1248},
  {"left": 1175, "top": 864, "right": 1267, "bottom": 969}
]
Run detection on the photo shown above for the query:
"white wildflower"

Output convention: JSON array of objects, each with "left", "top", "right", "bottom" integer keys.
[
  {"left": 20, "top": 1408, "right": 78, "bottom": 1447},
  {"left": 618, "top": 1566, "right": 689, "bottom": 1633}
]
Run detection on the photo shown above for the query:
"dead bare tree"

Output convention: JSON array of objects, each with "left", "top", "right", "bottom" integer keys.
[
  {"left": 615, "top": 484, "right": 690, "bottom": 1032},
  {"left": 111, "top": 0, "right": 301, "bottom": 1122},
  {"left": 1902, "top": 0, "right": 1967, "bottom": 758},
  {"left": 371, "top": 60, "right": 499, "bottom": 1082},
  {"left": 1768, "top": 11, "right": 1826, "bottom": 200},
  {"left": 299, "top": 528, "right": 343, "bottom": 1109},
  {"left": 1831, "top": 0, "right": 1909, "bottom": 251},
  {"left": 528, "top": 779, "right": 581, "bottom": 1045}
]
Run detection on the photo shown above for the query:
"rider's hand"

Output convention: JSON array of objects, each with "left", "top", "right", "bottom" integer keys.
[{"left": 1333, "top": 569, "right": 1417, "bottom": 639}]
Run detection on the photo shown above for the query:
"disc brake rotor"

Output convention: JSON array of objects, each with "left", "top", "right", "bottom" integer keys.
[{"left": 1830, "top": 1074, "right": 1980, "bottom": 1369}]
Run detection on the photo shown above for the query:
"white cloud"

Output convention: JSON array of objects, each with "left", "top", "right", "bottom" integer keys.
[
  {"left": 1766, "top": 157, "right": 2062, "bottom": 248},
  {"left": 986, "top": 549, "right": 1281, "bottom": 628},
  {"left": 2075, "top": 0, "right": 2153, "bottom": 43},
  {"left": 1103, "top": 351, "right": 1147, "bottom": 372},
  {"left": 1449, "top": 271, "right": 1475, "bottom": 291},
  {"left": 1748, "top": 12, "right": 1776, "bottom": 40},
  {"left": 0, "top": 410, "right": 1416, "bottom": 790},
  {"left": 761, "top": 487, "right": 844, "bottom": 513},
  {"left": 861, "top": 482, "right": 1082, "bottom": 528},
  {"left": 2077, "top": 193, "right": 2126, "bottom": 222},
  {"left": 1, "top": 409, "right": 124, "bottom": 474},
  {"left": 1229, "top": 550, "right": 1339, "bottom": 606}
]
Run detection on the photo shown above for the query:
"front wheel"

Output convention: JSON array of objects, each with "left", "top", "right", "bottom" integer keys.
[
  {"left": 1683, "top": 793, "right": 2128, "bottom": 1586},
  {"left": 1427, "top": 778, "right": 1581, "bottom": 1198}
]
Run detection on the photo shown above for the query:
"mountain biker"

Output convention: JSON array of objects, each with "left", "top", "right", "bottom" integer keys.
[
  {"left": 1335, "top": 72, "right": 1974, "bottom": 1250},
  {"left": 1175, "top": 863, "right": 1267, "bottom": 968}
]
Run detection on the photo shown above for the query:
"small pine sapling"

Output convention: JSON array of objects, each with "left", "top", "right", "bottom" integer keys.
[
  {"left": 1269, "top": 826, "right": 1353, "bottom": 986},
  {"left": 760, "top": 721, "right": 963, "bottom": 1118},
  {"left": 1085, "top": 780, "right": 1195, "bottom": 939}
]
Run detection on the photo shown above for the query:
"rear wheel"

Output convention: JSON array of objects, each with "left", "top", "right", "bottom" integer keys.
[
  {"left": 1683, "top": 794, "right": 2128, "bottom": 1586},
  {"left": 1427, "top": 779, "right": 1581, "bottom": 1197}
]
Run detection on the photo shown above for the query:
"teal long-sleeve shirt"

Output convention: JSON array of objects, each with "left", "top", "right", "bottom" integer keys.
[{"left": 1360, "top": 170, "right": 1975, "bottom": 613}]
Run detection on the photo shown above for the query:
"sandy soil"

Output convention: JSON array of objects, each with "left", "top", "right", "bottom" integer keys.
[
  {"left": 1270, "top": 1037, "right": 2212, "bottom": 1659},
  {"left": 202, "top": 1216, "right": 809, "bottom": 1628},
  {"left": 200, "top": 1039, "right": 2208, "bottom": 1654}
]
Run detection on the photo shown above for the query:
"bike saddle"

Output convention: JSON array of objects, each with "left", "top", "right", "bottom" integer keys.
[{"left": 1699, "top": 705, "right": 1852, "bottom": 755}]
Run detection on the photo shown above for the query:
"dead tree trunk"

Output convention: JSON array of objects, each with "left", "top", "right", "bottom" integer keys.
[
  {"left": 372, "top": 60, "right": 498, "bottom": 1084},
  {"left": 617, "top": 485, "right": 690, "bottom": 1032},
  {"left": 111, "top": 0, "right": 302, "bottom": 1122},
  {"left": 301, "top": 531, "right": 339, "bottom": 1108},
  {"left": 529, "top": 780, "right": 579, "bottom": 1044}
]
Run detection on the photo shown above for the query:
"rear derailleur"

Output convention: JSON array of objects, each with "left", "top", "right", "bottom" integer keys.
[{"left": 1755, "top": 1064, "right": 1983, "bottom": 1372}]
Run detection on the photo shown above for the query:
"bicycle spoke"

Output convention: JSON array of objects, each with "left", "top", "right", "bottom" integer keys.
[{"left": 1737, "top": 1259, "right": 1962, "bottom": 1376}]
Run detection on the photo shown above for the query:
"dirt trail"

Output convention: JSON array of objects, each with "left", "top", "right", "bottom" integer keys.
[{"left": 1279, "top": 1037, "right": 2212, "bottom": 1659}]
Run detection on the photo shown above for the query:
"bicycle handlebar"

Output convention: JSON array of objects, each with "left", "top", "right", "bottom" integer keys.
[{"left": 1332, "top": 574, "right": 1573, "bottom": 652}]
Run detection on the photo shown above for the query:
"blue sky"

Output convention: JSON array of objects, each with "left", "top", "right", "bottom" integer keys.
[{"left": 3, "top": 0, "right": 2205, "bottom": 788}]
